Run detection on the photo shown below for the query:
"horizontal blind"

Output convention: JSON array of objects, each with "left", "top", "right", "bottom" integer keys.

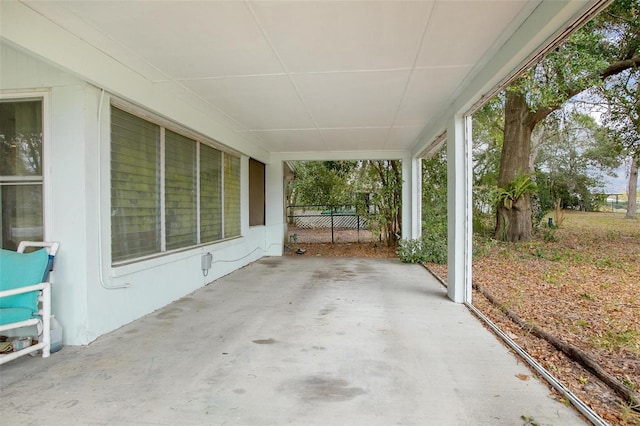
[
  {"left": 224, "top": 154, "right": 241, "bottom": 238},
  {"left": 165, "top": 130, "right": 197, "bottom": 250},
  {"left": 111, "top": 107, "right": 160, "bottom": 262},
  {"left": 200, "top": 144, "right": 222, "bottom": 243}
]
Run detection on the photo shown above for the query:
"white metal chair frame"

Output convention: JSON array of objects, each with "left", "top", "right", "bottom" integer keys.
[{"left": 0, "top": 241, "right": 59, "bottom": 365}]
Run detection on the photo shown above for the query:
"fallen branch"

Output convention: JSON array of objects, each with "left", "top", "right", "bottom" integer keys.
[{"left": 473, "top": 281, "right": 640, "bottom": 410}]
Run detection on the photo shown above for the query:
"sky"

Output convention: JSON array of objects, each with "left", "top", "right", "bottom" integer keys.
[{"left": 604, "top": 163, "right": 638, "bottom": 195}]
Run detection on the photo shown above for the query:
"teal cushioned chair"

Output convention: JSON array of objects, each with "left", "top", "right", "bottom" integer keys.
[{"left": 0, "top": 241, "right": 59, "bottom": 364}]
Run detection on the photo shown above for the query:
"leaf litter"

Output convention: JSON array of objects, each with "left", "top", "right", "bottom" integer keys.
[{"left": 430, "top": 211, "right": 640, "bottom": 425}]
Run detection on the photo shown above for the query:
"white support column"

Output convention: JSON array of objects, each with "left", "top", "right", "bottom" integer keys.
[
  {"left": 264, "top": 159, "right": 285, "bottom": 256},
  {"left": 414, "top": 157, "right": 422, "bottom": 239},
  {"left": 402, "top": 156, "right": 422, "bottom": 241},
  {"left": 464, "top": 116, "right": 473, "bottom": 304},
  {"left": 446, "top": 115, "right": 473, "bottom": 303}
]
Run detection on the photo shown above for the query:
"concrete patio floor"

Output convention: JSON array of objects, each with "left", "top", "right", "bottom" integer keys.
[{"left": 1, "top": 257, "right": 585, "bottom": 425}]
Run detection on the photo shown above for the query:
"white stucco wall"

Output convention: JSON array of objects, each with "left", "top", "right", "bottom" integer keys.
[
  {"left": 1, "top": 42, "right": 281, "bottom": 345},
  {"left": 1, "top": 43, "right": 92, "bottom": 344}
]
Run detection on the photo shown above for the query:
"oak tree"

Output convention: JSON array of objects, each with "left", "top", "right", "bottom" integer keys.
[{"left": 496, "top": 0, "right": 640, "bottom": 240}]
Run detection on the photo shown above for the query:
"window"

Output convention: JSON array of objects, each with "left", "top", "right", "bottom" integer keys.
[
  {"left": 249, "top": 158, "right": 265, "bottom": 226},
  {"left": 0, "top": 99, "right": 44, "bottom": 250},
  {"left": 165, "top": 130, "right": 197, "bottom": 250},
  {"left": 110, "top": 106, "right": 241, "bottom": 263},
  {"left": 110, "top": 108, "right": 161, "bottom": 262},
  {"left": 200, "top": 145, "right": 222, "bottom": 243},
  {"left": 224, "top": 155, "right": 241, "bottom": 237}
]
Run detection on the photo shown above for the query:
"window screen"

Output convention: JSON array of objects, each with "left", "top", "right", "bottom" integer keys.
[
  {"left": 200, "top": 144, "right": 222, "bottom": 243},
  {"left": 110, "top": 107, "right": 161, "bottom": 262},
  {"left": 224, "top": 154, "right": 241, "bottom": 238},
  {"left": 165, "top": 130, "right": 197, "bottom": 250}
]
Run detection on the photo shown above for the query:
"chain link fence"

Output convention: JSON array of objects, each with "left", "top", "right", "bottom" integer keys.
[{"left": 287, "top": 205, "right": 375, "bottom": 244}]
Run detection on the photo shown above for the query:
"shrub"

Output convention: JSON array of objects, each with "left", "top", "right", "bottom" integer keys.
[
  {"left": 397, "top": 229, "right": 447, "bottom": 264},
  {"left": 473, "top": 211, "right": 494, "bottom": 237},
  {"left": 473, "top": 235, "right": 498, "bottom": 258},
  {"left": 397, "top": 238, "right": 426, "bottom": 263}
]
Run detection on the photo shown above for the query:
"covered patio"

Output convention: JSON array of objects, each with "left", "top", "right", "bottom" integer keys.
[
  {"left": 0, "top": 0, "right": 611, "bottom": 346},
  {"left": 0, "top": 1, "right": 612, "bottom": 422},
  {"left": 1, "top": 257, "right": 585, "bottom": 425}
]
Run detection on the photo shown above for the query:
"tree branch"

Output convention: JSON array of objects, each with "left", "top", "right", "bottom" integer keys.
[
  {"left": 529, "top": 56, "right": 640, "bottom": 127},
  {"left": 529, "top": 106, "right": 557, "bottom": 128},
  {"left": 601, "top": 56, "right": 640, "bottom": 80}
]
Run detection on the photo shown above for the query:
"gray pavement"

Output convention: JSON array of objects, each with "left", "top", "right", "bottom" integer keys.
[{"left": 0, "top": 257, "right": 586, "bottom": 425}]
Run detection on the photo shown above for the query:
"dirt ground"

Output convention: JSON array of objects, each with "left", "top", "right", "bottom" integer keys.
[{"left": 284, "top": 226, "right": 396, "bottom": 258}]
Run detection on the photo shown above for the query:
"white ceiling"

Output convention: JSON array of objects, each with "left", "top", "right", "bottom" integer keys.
[{"left": 24, "top": 0, "right": 535, "bottom": 154}]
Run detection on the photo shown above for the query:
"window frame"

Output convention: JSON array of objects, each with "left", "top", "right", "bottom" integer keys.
[
  {"left": 0, "top": 91, "right": 50, "bottom": 250},
  {"left": 109, "top": 100, "right": 242, "bottom": 266}
]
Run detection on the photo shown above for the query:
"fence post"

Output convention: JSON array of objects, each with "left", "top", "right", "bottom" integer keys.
[
  {"left": 357, "top": 214, "right": 360, "bottom": 243},
  {"left": 331, "top": 208, "right": 334, "bottom": 244}
]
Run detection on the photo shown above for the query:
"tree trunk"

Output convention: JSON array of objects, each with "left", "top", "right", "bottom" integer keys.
[
  {"left": 369, "top": 160, "right": 402, "bottom": 247},
  {"left": 626, "top": 155, "right": 638, "bottom": 219},
  {"left": 391, "top": 160, "right": 402, "bottom": 246},
  {"left": 495, "top": 91, "right": 535, "bottom": 241},
  {"left": 496, "top": 195, "right": 534, "bottom": 242}
]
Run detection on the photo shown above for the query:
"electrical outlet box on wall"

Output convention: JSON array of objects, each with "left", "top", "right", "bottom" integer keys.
[{"left": 201, "top": 253, "right": 213, "bottom": 270}]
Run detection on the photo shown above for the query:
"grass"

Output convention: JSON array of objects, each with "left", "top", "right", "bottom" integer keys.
[
  {"left": 596, "top": 328, "right": 640, "bottom": 353},
  {"left": 618, "top": 402, "right": 640, "bottom": 425}
]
